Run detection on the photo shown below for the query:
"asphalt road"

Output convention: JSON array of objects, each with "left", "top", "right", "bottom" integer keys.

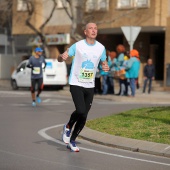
[{"left": 0, "top": 90, "right": 169, "bottom": 170}]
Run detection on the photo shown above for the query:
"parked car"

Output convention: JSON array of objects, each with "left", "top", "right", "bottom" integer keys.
[{"left": 11, "top": 59, "right": 67, "bottom": 90}]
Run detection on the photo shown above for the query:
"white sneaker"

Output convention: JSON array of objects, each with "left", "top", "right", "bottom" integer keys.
[
  {"left": 62, "top": 124, "right": 71, "bottom": 144},
  {"left": 67, "top": 140, "right": 79, "bottom": 152},
  {"left": 32, "top": 101, "right": 36, "bottom": 107}
]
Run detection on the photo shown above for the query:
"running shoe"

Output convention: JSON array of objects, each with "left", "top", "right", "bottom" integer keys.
[
  {"left": 67, "top": 140, "right": 79, "bottom": 152},
  {"left": 62, "top": 124, "right": 71, "bottom": 144},
  {"left": 32, "top": 101, "right": 36, "bottom": 107},
  {"left": 36, "top": 96, "right": 41, "bottom": 103}
]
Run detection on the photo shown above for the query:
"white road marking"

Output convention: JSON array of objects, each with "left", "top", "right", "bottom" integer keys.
[
  {"left": 11, "top": 103, "right": 61, "bottom": 106},
  {"left": 38, "top": 124, "right": 170, "bottom": 167},
  {"left": 10, "top": 98, "right": 70, "bottom": 107},
  {"left": 0, "top": 91, "right": 27, "bottom": 95},
  {"left": 164, "top": 146, "right": 170, "bottom": 150},
  {"left": 42, "top": 99, "right": 51, "bottom": 103}
]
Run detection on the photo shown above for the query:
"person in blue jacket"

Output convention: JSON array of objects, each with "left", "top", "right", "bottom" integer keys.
[
  {"left": 124, "top": 49, "right": 140, "bottom": 97},
  {"left": 114, "top": 44, "right": 128, "bottom": 96},
  {"left": 99, "top": 52, "right": 112, "bottom": 95}
]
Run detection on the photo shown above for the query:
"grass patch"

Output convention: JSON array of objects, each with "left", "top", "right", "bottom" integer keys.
[{"left": 86, "top": 106, "right": 170, "bottom": 144}]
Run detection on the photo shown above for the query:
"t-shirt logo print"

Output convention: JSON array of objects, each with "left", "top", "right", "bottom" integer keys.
[{"left": 79, "top": 60, "right": 95, "bottom": 83}]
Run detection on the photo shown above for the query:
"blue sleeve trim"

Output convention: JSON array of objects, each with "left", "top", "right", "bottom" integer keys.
[
  {"left": 68, "top": 44, "right": 76, "bottom": 57},
  {"left": 100, "top": 49, "right": 106, "bottom": 62}
]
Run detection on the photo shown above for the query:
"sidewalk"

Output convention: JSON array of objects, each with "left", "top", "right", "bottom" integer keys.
[
  {"left": 1, "top": 79, "right": 170, "bottom": 105},
  {"left": 0, "top": 79, "right": 170, "bottom": 157},
  {"left": 60, "top": 85, "right": 170, "bottom": 105},
  {"left": 0, "top": 79, "right": 11, "bottom": 89}
]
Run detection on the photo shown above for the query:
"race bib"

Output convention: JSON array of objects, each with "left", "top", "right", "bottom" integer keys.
[
  {"left": 78, "top": 68, "right": 94, "bottom": 82},
  {"left": 33, "top": 67, "right": 40, "bottom": 74}
]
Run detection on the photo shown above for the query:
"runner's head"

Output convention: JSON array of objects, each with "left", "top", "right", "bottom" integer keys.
[
  {"left": 34, "top": 47, "right": 43, "bottom": 56},
  {"left": 84, "top": 23, "right": 98, "bottom": 40}
]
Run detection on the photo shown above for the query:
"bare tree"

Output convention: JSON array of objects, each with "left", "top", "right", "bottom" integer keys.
[
  {"left": 0, "top": 0, "right": 12, "bottom": 31},
  {"left": 24, "top": 0, "right": 57, "bottom": 57},
  {"left": 61, "top": 0, "right": 139, "bottom": 42},
  {"left": 61, "top": 0, "right": 86, "bottom": 41}
]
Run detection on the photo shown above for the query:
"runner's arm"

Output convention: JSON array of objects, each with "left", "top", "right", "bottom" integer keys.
[
  {"left": 43, "top": 57, "right": 47, "bottom": 69},
  {"left": 100, "top": 49, "right": 109, "bottom": 72},
  {"left": 26, "top": 57, "right": 33, "bottom": 69},
  {"left": 58, "top": 44, "right": 76, "bottom": 62}
]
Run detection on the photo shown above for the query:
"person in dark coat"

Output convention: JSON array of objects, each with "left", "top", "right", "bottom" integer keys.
[{"left": 143, "top": 58, "right": 155, "bottom": 94}]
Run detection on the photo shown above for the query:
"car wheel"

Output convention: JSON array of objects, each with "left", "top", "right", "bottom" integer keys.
[{"left": 11, "top": 80, "right": 18, "bottom": 90}]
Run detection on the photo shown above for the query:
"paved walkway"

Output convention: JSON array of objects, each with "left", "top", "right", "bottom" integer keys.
[
  {"left": 0, "top": 79, "right": 170, "bottom": 157},
  {"left": 59, "top": 85, "right": 170, "bottom": 105}
]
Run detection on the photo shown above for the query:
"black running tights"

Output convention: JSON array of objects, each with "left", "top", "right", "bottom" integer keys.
[{"left": 68, "top": 85, "right": 94, "bottom": 141}]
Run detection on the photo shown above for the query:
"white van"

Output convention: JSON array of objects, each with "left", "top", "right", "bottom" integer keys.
[{"left": 11, "top": 59, "right": 67, "bottom": 90}]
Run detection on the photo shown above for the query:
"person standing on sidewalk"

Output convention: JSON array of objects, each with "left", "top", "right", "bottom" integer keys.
[
  {"left": 143, "top": 58, "right": 155, "bottom": 94},
  {"left": 114, "top": 44, "right": 128, "bottom": 96},
  {"left": 124, "top": 49, "right": 140, "bottom": 97},
  {"left": 108, "top": 51, "right": 117, "bottom": 94},
  {"left": 27, "top": 47, "right": 46, "bottom": 107},
  {"left": 99, "top": 50, "right": 112, "bottom": 95},
  {"left": 58, "top": 22, "right": 109, "bottom": 152}
]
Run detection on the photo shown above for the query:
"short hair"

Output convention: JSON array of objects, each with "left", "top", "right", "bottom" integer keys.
[
  {"left": 116, "top": 44, "right": 125, "bottom": 53},
  {"left": 84, "top": 23, "right": 97, "bottom": 30}
]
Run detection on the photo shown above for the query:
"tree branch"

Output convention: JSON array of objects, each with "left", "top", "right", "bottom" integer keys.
[
  {"left": 61, "top": 0, "right": 73, "bottom": 20},
  {"left": 39, "top": 0, "right": 57, "bottom": 31},
  {"left": 25, "top": 1, "right": 41, "bottom": 36}
]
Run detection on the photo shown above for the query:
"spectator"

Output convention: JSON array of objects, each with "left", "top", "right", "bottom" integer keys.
[
  {"left": 114, "top": 44, "right": 128, "bottom": 96},
  {"left": 143, "top": 58, "right": 155, "bottom": 94},
  {"left": 122, "top": 53, "right": 130, "bottom": 95},
  {"left": 99, "top": 51, "right": 112, "bottom": 95},
  {"left": 135, "top": 54, "right": 140, "bottom": 90},
  {"left": 124, "top": 49, "right": 140, "bottom": 97},
  {"left": 108, "top": 51, "right": 117, "bottom": 94}
]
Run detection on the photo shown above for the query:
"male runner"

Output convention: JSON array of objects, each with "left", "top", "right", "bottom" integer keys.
[
  {"left": 58, "top": 23, "right": 109, "bottom": 152},
  {"left": 27, "top": 47, "right": 46, "bottom": 107}
]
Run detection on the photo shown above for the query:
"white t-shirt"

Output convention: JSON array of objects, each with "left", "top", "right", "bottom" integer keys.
[{"left": 68, "top": 39, "right": 106, "bottom": 88}]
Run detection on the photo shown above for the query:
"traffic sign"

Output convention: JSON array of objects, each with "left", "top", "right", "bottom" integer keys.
[{"left": 121, "top": 26, "right": 141, "bottom": 50}]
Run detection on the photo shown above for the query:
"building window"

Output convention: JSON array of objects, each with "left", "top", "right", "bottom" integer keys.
[
  {"left": 117, "top": 0, "right": 150, "bottom": 9},
  {"left": 86, "top": 0, "right": 109, "bottom": 12},
  {"left": 17, "top": 0, "right": 27, "bottom": 11},
  {"left": 134, "top": 0, "right": 150, "bottom": 8},
  {"left": 86, "top": 0, "right": 96, "bottom": 12},
  {"left": 117, "top": 0, "right": 134, "bottom": 9},
  {"left": 97, "top": 0, "right": 109, "bottom": 11}
]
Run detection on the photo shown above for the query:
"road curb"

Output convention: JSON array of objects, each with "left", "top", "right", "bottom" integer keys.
[{"left": 79, "top": 127, "right": 170, "bottom": 158}]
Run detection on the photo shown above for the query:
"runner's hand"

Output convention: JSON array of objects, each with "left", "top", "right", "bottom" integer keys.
[
  {"left": 102, "top": 61, "right": 109, "bottom": 72},
  {"left": 61, "top": 48, "right": 69, "bottom": 61}
]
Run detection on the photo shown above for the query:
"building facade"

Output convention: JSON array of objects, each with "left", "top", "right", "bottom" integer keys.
[{"left": 12, "top": 0, "right": 170, "bottom": 89}]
